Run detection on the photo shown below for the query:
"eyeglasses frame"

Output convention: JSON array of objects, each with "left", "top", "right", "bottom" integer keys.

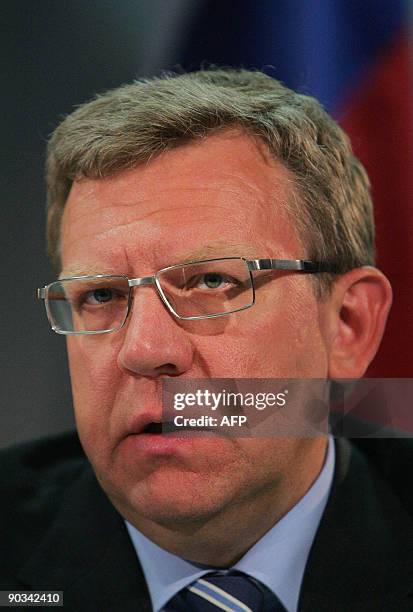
[{"left": 37, "top": 257, "right": 337, "bottom": 335}]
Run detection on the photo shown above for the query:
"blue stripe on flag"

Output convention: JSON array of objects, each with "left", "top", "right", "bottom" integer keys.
[{"left": 178, "top": 0, "right": 406, "bottom": 111}]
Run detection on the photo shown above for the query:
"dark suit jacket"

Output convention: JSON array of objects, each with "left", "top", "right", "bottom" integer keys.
[{"left": 1, "top": 431, "right": 413, "bottom": 611}]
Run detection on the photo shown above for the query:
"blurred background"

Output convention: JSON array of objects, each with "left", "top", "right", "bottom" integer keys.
[{"left": 2, "top": 0, "right": 413, "bottom": 448}]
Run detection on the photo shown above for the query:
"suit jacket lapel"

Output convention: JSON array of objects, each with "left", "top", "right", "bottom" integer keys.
[
  {"left": 18, "top": 465, "right": 152, "bottom": 612},
  {"left": 298, "top": 438, "right": 413, "bottom": 611}
]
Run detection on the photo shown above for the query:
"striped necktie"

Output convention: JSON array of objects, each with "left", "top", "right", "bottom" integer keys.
[{"left": 164, "top": 570, "right": 287, "bottom": 611}]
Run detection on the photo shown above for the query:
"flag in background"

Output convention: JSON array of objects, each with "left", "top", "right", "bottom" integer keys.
[{"left": 178, "top": 0, "right": 413, "bottom": 376}]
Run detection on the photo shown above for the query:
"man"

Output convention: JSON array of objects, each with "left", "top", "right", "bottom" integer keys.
[{"left": 2, "top": 69, "right": 412, "bottom": 611}]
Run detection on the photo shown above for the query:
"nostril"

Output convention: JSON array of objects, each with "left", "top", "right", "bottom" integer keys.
[{"left": 154, "top": 363, "right": 179, "bottom": 376}]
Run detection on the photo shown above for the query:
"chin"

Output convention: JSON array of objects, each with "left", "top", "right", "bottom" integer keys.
[{"left": 110, "top": 471, "right": 236, "bottom": 528}]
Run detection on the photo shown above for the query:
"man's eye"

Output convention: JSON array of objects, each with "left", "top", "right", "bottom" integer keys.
[
  {"left": 84, "top": 288, "right": 116, "bottom": 305},
  {"left": 190, "top": 273, "right": 236, "bottom": 290}
]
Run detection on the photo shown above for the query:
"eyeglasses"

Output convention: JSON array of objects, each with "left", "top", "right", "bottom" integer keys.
[{"left": 37, "top": 257, "right": 337, "bottom": 335}]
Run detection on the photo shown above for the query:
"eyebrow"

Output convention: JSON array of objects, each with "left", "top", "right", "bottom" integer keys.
[
  {"left": 60, "top": 243, "right": 265, "bottom": 278},
  {"left": 59, "top": 264, "right": 122, "bottom": 278}
]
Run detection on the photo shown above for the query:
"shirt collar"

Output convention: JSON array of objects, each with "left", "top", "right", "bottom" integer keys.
[{"left": 126, "top": 435, "right": 335, "bottom": 612}]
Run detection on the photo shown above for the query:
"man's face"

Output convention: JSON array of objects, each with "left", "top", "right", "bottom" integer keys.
[{"left": 61, "top": 131, "right": 331, "bottom": 531}]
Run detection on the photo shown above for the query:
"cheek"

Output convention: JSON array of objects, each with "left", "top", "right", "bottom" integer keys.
[
  {"left": 196, "top": 282, "right": 328, "bottom": 378},
  {"left": 66, "top": 336, "right": 121, "bottom": 436}
]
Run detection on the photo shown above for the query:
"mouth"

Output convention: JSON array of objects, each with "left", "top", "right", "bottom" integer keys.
[
  {"left": 141, "top": 421, "right": 208, "bottom": 434},
  {"left": 125, "top": 412, "right": 220, "bottom": 442},
  {"left": 141, "top": 421, "right": 163, "bottom": 434},
  {"left": 142, "top": 421, "right": 174, "bottom": 434},
  {"left": 123, "top": 415, "right": 226, "bottom": 456}
]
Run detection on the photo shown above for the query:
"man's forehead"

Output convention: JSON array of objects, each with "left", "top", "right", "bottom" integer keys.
[
  {"left": 60, "top": 131, "right": 302, "bottom": 275},
  {"left": 60, "top": 242, "right": 266, "bottom": 277}
]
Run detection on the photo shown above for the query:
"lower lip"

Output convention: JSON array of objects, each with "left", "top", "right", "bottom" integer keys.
[{"left": 124, "top": 431, "right": 221, "bottom": 455}]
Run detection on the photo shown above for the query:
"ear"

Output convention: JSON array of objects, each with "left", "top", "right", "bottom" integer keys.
[{"left": 327, "top": 267, "right": 392, "bottom": 378}]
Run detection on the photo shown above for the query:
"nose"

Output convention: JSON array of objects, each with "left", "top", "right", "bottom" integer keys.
[{"left": 117, "top": 285, "right": 195, "bottom": 378}]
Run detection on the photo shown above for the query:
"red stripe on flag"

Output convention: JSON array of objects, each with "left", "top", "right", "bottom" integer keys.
[{"left": 340, "top": 31, "right": 413, "bottom": 376}]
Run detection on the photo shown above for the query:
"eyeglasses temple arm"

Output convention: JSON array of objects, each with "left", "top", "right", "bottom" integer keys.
[{"left": 246, "top": 259, "right": 338, "bottom": 273}]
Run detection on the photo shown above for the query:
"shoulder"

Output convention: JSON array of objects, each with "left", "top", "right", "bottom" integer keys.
[
  {"left": 0, "top": 430, "right": 87, "bottom": 494},
  {"left": 349, "top": 437, "right": 413, "bottom": 514},
  {"left": 299, "top": 438, "right": 413, "bottom": 610},
  {"left": 0, "top": 431, "right": 89, "bottom": 578}
]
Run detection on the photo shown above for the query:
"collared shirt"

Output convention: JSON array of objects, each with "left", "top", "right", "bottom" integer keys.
[{"left": 126, "top": 435, "right": 335, "bottom": 612}]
